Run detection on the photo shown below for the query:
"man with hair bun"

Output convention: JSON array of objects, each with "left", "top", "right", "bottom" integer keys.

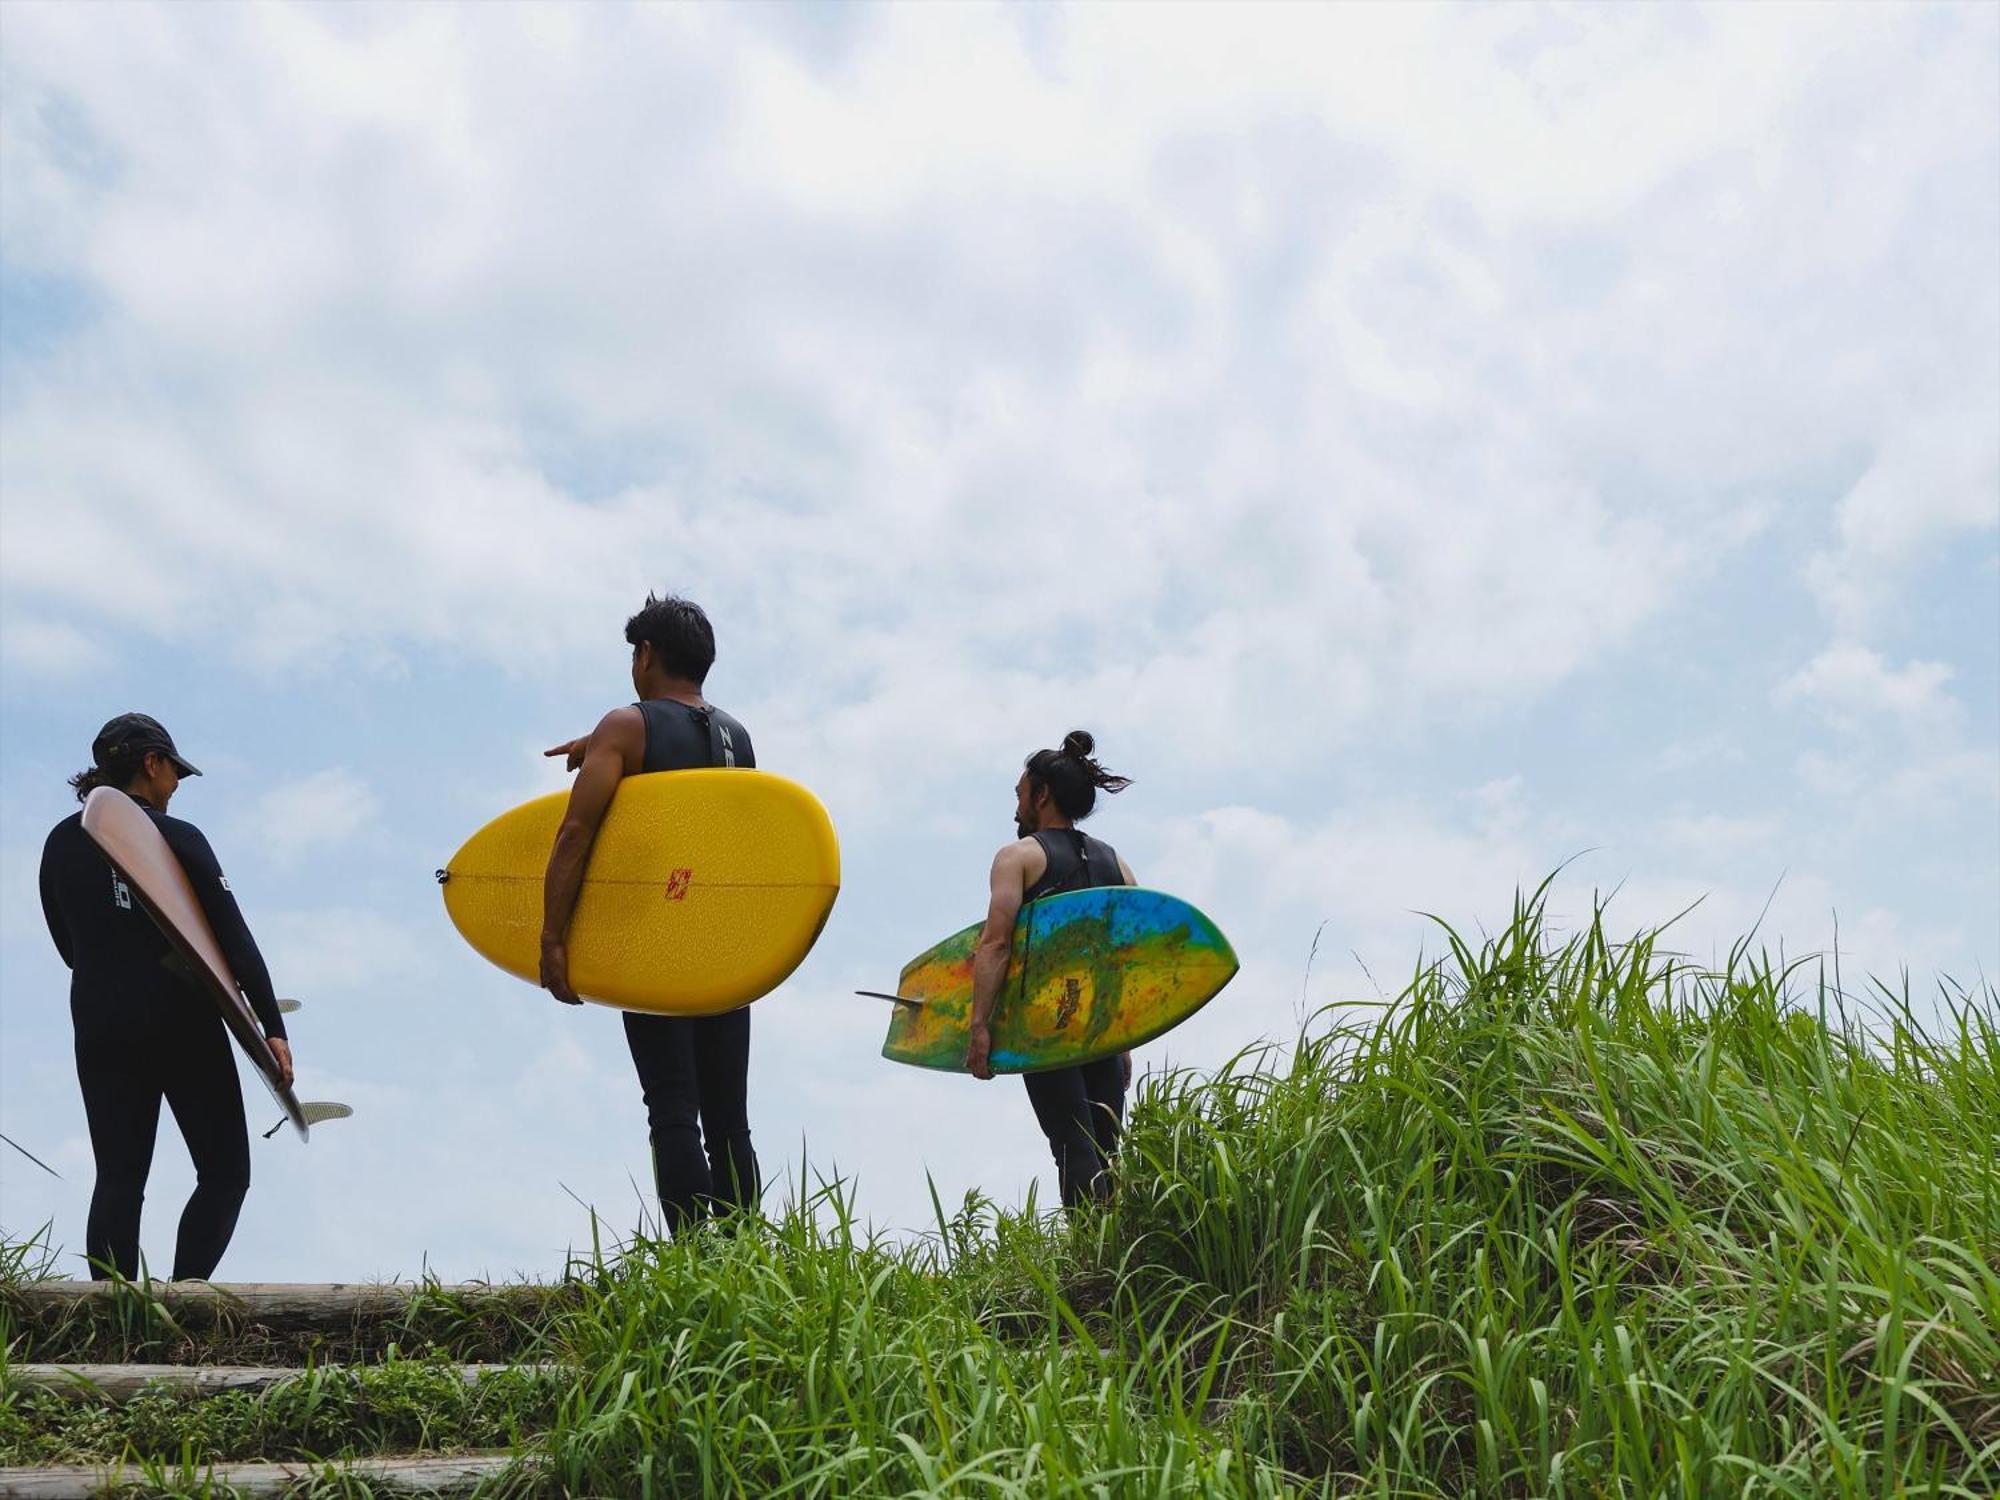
[{"left": 964, "top": 730, "right": 1137, "bottom": 1213}]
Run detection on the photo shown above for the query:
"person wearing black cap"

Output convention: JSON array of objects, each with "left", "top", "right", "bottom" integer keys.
[
  {"left": 963, "top": 731, "right": 1137, "bottom": 1214},
  {"left": 38, "top": 713, "right": 293, "bottom": 1281}
]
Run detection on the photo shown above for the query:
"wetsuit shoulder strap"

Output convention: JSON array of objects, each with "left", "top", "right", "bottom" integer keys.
[
  {"left": 688, "top": 702, "right": 739, "bottom": 768},
  {"left": 1026, "top": 829, "right": 1085, "bottom": 902}
]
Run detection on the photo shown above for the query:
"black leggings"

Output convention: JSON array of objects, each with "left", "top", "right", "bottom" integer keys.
[
  {"left": 1023, "top": 1056, "right": 1126, "bottom": 1211},
  {"left": 623, "top": 1008, "right": 760, "bottom": 1236},
  {"left": 75, "top": 1018, "right": 249, "bottom": 1281}
]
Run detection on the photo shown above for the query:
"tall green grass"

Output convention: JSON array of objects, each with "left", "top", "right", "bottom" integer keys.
[
  {"left": 1097, "top": 884, "right": 1999, "bottom": 1496},
  {"left": 5, "top": 885, "right": 1993, "bottom": 1497},
  {"left": 532, "top": 886, "right": 1995, "bottom": 1497}
]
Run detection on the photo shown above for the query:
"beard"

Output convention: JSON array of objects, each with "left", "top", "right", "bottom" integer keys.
[{"left": 1014, "top": 813, "right": 1035, "bottom": 839}]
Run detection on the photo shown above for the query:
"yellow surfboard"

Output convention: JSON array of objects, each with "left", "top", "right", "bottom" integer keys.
[{"left": 440, "top": 770, "right": 839, "bottom": 1015}]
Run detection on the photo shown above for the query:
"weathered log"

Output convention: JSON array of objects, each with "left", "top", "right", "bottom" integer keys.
[
  {"left": 8, "top": 1281, "right": 553, "bottom": 1327},
  {"left": 0, "top": 1453, "right": 527, "bottom": 1499},
  {"left": 6, "top": 1362, "right": 556, "bottom": 1402}
]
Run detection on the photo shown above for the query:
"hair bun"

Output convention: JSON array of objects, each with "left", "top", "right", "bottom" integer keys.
[{"left": 1060, "top": 729, "right": 1095, "bottom": 760}]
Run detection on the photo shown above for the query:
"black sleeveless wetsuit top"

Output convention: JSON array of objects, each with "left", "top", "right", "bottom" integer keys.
[
  {"left": 1024, "top": 828, "right": 1123, "bottom": 902},
  {"left": 636, "top": 698, "right": 756, "bottom": 774}
]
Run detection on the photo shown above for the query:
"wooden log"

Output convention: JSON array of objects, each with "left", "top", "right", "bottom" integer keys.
[
  {"left": 6, "top": 1363, "right": 556, "bottom": 1403},
  {"left": 0, "top": 1453, "right": 527, "bottom": 1499},
  {"left": 8, "top": 1281, "right": 555, "bottom": 1327}
]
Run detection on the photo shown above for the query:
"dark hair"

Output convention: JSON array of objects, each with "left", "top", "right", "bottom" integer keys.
[
  {"left": 68, "top": 766, "right": 115, "bottom": 802},
  {"left": 1025, "top": 729, "right": 1132, "bottom": 821},
  {"left": 67, "top": 747, "right": 147, "bottom": 803},
  {"left": 625, "top": 593, "right": 716, "bottom": 684}
]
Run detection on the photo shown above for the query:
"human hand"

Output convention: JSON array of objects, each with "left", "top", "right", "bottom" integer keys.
[
  {"left": 540, "top": 938, "right": 583, "bottom": 1005},
  {"left": 543, "top": 737, "right": 590, "bottom": 773},
  {"left": 965, "top": 1023, "right": 994, "bottom": 1080},
  {"left": 268, "top": 1037, "right": 295, "bottom": 1087}
]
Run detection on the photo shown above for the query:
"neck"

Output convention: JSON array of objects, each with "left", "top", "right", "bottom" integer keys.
[
  {"left": 1034, "top": 814, "right": 1075, "bottom": 833},
  {"left": 637, "top": 674, "right": 706, "bottom": 706}
]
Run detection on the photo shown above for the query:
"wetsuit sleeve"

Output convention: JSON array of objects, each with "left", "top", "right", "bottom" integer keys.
[
  {"left": 40, "top": 835, "right": 75, "bottom": 969},
  {"left": 165, "top": 821, "right": 288, "bottom": 1041}
]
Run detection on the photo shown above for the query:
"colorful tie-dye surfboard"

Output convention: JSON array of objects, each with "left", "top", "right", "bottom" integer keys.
[{"left": 880, "top": 886, "right": 1238, "bottom": 1073}]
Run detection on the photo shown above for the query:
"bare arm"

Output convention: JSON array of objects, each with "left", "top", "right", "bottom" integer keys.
[
  {"left": 964, "top": 842, "right": 1032, "bottom": 1080},
  {"left": 539, "top": 707, "right": 644, "bottom": 1005}
]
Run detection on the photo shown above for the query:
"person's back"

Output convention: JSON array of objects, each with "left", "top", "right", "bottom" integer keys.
[
  {"left": 1022, "top": 826, "right": 1125, "bottom": 904},
  {"left": 41, "top": 807, "right": 210, "bottom": 1041},
  {"left": 537, "top": 594, "right": 763, "bottom": 1236},
  {"left": 633, "top": 697, "right": 754, "bottom": 777}
]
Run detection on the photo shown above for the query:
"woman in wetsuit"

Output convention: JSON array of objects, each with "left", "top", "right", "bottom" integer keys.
[{"left": 38, "top": 713, "right": 293, "bottom": 1281}]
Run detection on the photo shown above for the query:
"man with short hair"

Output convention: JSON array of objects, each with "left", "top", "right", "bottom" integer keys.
[{"left": 540, "top": 594, "right": 760, "bottom": 1235}]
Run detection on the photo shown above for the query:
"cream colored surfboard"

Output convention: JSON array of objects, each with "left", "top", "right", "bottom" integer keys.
[{"left": 81, "top": 789, "right": 312, "bottom": 1139}]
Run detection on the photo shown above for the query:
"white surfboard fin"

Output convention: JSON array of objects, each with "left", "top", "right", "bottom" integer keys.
[
  {"left": 277, "top": 998, "right": 303, "bottom": 1014},
  {"left": 263, "top": 1101, "right": 353, "bottom": 1139},
  {"left": 855, "top": 989, "right": 925, "bottom": 1009}
]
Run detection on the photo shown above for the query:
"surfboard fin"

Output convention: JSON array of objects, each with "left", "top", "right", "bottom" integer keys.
[
  {"left": 855, "top": 989, "right": 925, "bottom": 1009},
  {"left": 263, "top": 1101, "right": 354, "bottom": 1140},
  {"left": 277, "top": 998, "right": 303, "bottom": 1014}
]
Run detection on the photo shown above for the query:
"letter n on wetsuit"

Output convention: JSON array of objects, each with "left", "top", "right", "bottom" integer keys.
[
  {"left": 621, "top": 697, "right": 761, "bottom": 1235},
  {"left": 1020, "top": 828, "right": 1128, "bottom": 1212},
  {"left": 39, "top": 796, "right": 287, "bottom": 1280}
]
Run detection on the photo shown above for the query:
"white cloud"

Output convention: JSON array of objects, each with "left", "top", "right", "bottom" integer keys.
[
  {"left": 242, "top": 770, "right": 381, "bottom": 867},
  {"left": 2, "top": 3, "right": 1995, "bottom": 1274},
  {"left": 10, "top": 0, "right": 1984, "bottom": 754},
  {"left": 254, "top": 905, "right": 423, "bottom": 993},
  {"left": 0, "top": 618, "right": 105, "bottom": 679},
  {"left": 1656, "top": 812, "right": 1780, "bottom": 863},
  {"left": 1778, "top": 645, "right": 1962, "bottom": 740},
  {"left": 1806, "top": 399, "right": 2000, "bottom": 634},
  {"left": 1778, "top": 646, "right": 1998, "bottom": 819}
]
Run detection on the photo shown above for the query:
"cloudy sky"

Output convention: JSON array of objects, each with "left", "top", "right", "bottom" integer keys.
[{"left": 2, "top": 3, "right": 1994, "bottom": 1281}]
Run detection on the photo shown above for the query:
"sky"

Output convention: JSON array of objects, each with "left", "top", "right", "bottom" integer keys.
[{"left": 1, "top": 2, "right": 1995, "bottom": 1282}]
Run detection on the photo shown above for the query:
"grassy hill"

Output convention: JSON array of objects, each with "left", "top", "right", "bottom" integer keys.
[{"left": 6, "top": 886, "right": 1995, "bottom": 1496}]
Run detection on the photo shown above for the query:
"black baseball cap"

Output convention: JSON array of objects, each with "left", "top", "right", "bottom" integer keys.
[{"left": 92, "top": 713, "right": 202, "bottom": 778}]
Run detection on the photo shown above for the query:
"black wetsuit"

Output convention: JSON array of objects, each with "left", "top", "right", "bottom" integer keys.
[
  {"left": 38, "top": 796, "right": 287, "bottom": 1280},
  {"left": 622, "top": 698, "right": 761, "bottom": 1235},
  {"left": 1020, "top": 828, "right": 1129, "bottom": 1212}
]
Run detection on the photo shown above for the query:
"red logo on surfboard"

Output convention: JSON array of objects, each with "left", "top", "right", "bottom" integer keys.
[{"left": 665, "top": 868, "right": 693, "bottom": 901}]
